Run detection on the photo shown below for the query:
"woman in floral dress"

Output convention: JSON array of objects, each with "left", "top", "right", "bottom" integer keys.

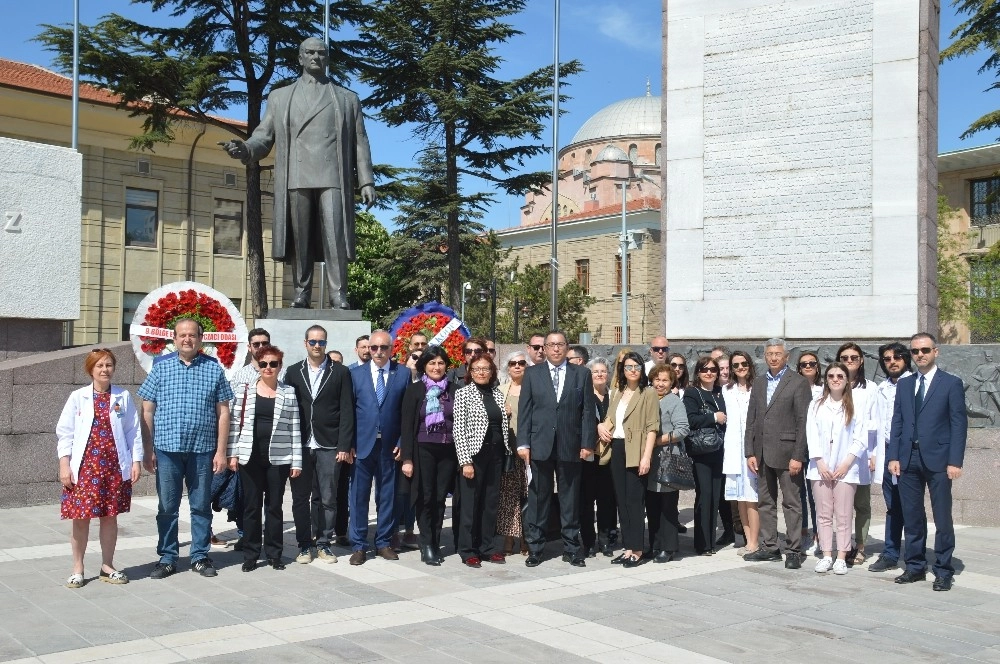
[{"left": 56, "top": 349, "right": 143, "bottom": 587}]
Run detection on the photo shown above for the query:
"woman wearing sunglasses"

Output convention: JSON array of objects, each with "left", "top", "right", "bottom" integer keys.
[
  {"left": 835, "top": 341, "right": 878, "bottom": 567},
  {"left": 722, "top": 351, "right": 760, "bottom": 558},
  {"left": 497, "top": 350, "right": 530, "bottom": 556},
  {"left": 797, "top": 352, "right": 824, "bottom": 400},
  {"left": 597, "top": 352, "right": 659, "bottom": 567},
  {"left": 667, "top": 353, "right": 690, "bottom": 399},
  {"left": 806, "top": 362, "right": 867, "bottom": 575},
  {"left": 227, "top": 345, "right": 302, "bottom": 572},
  {"left": 684, "top": 356, "right": 727, "bottom": 556}
]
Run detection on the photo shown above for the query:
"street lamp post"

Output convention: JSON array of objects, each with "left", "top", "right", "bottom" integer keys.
[{"left": 461, "top": 282, "right": 472, "bottom": 327}]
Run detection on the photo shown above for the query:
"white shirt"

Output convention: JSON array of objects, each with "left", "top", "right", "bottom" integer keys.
[
  {"left": 546, "top": 360, "right": 568, "bottom": 401},
  {"left": 369, "top": 359, "right": 390, "bottom": 393},
  {"left": 805, "top": 397, "right": 868, "bottom": 484},
  {"left": 914, "top": 365, "right": 937, "bottom": 395},
  {"left": 874, "top": 371, "right": 911, "bottom": 484},
  {"left": 306, "top": 358, "right": 327, "bottom": 449}
]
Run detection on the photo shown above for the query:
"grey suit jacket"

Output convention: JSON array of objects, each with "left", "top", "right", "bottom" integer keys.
[
  {"left": 743, "top": 367, "right": 812, "bottom": 469},
  {"left": 243, "top": 77, "right": 375, "bottom": 264}
]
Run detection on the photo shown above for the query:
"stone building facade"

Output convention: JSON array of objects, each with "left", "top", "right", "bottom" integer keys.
[
  {"left": 0, "top": 58, "right": 286, "bottom": 346},
  {"left": 496, "top": 93, "right": 664, "bottom": 344}
]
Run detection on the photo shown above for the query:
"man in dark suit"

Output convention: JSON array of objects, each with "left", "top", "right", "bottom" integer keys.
[
  {"left": 517, "top": 330, "right": 596, "bottom": 567},
  {"left": 744, "top": 338, "right": 812, "bottom": 568},
  {"left": 347, "top": 329, "right": 410, "bottom": 565},
  {"left": 283, "top": 325, "right": 355, "bottom": 564},
  {"left": 222, "top": 37, "right": 375, "bottom": 309},
  {"left": 888, "top": 332, "right": 967, "bottom": 591}
]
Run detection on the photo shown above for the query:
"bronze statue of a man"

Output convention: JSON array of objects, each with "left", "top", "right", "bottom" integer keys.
[{"left": 222, "top": 37, "right": 376, "bottom": 309}]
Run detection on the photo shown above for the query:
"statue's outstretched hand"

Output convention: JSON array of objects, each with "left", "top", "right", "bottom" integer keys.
[
  {"left": 218, "top": 140, "right": 249, "bottom": 162},
  {"left": 360, "top": 184, "right": 377, "bottom": 210}
]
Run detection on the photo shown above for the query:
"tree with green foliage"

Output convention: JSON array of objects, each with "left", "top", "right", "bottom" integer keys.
[
  {"left": 36, "top": 0, "right": 368, "bottom": 318},
  {"left": 942, "top": 2, "right": 1000, "bottom": 139},
  {"left": 359, "top": 0, "right": 582, "bottom": 311},
  {"left": 937, "top": 192, "right": 971, "bottom": 339},
  {"left": 348, "top": 211, "right": 420, "bottom": 327},
  {"left": 508, "top": 263, "right": 595, "bottom": 343}
]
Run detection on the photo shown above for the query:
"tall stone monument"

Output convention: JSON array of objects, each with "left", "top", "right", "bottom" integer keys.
[{"left": 662, "top": 0, "right": 938, "bottom": 339}]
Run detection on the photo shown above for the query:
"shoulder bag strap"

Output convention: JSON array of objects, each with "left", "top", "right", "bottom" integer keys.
[{"left": 239, "top": 384, "right": 248, "bottom": 433}]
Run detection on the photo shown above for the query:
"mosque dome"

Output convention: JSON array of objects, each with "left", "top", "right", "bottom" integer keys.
[{"left": 570, "top": 94, "right": 661, "bottom": 145}]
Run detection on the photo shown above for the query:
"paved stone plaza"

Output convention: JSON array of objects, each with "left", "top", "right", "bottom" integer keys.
[{"left": 2, "top": 494, "right": 1000, "bottom": 664}]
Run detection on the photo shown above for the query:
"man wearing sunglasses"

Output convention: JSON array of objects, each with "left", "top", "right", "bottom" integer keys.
[
  {"left": 283, "top": 325, "right": 356, "bottom": 565},
  {"left": 867, "top": 342, "right": 912, "bottom": 573},
  {"left": 644, "top": 336, "right": 670, "bottom": 374},
  {"left": 526, "top": 333, "right": 546, "bottom": 366},
  {"left": 744, "top": 338, "right": 812, "bottom": 568},
  {"left": 229, "top": 328, "right": 272, "bottom": 396},
  {"left": 348, "top": 329, "right": 411, "bottom": 565},
  {"left": 887, "top": 333, "right": 966, "bottom": 591}
]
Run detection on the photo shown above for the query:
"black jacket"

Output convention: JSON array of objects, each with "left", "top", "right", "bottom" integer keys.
[{"left": 283, "top": 359, "right": 355, "bottom": 453}]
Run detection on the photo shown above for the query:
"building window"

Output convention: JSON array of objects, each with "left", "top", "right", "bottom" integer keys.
[
  {"left": 213, "top": 198, "right": 244, "bottom": 255},
  {"left": 615, "top": 255, "right": 632, "bottom": 294},
  {"left": 575, "top": 259, "right": 590, "bottom": 295},
  {"left": 628, "top": 144, "right": 638, "bottom": 163},
  {"left": 614, "top": 325, "right": 631, "bottom": 344},
  {"left": 655, "top": 143, "right": 662, "bottom": 166},
  {"left": 971, "top": 176, "right": 1000, "bottom": 227},
  {"left": 538, "top": 263, "right": 551, "bottom": 292},
  {"left": 125, "top": 188, "right": 158, "bottom": 247},
  {"left": 585, "top": 148, "right": 592, "bottom": 163},
  {"left": 122, "top": 291, "right": 145, "bottom": 340},
  {"left": 970, "top": 255, "right": 1000, "bottom": 343}
]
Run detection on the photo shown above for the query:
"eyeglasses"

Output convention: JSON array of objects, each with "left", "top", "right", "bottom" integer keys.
[
  {"left": 470, "top": 367, "right": 492, "bottom": 375},
  {"left": 910, "top": 347, "right": 935, "bottom": 355},
  {"left": 699, "top": 367, "right": 719, "bottom": 374},
  {"left": 623, "top": 364, "right": 642, "bottom": 372},
  {"left": 257, "top": 360, "right": 280, "bottom": 369},
  {"left": 464, "top": 347, "right": 483, "bottom": 355},
  {"left": 486, "top": 348, "right": 496, "bottom": 355},
  {"left": 306, "top": 339, "right": 327, "bottom": 347},
  {"left": 508, "top": 360, "right": 527, "bottom": 368},
  {"left": 650, "top": 346, "right": 669, "bottom": 353},
  {"left": 545, "top": 342, "right": 567, "bottom": 348},
  {"left": 731, "top": 361, "right": 749, "bottom": 369},
  {"left": 249, "top": 340, "right": 269, "bottom": 348},
  {"left": 798, "top": 361, "right": 818, "bottom": 369},
  {"left": 839, "top": 354, "right": 861, "bottom": 362},
  {"left": 827, "top": 374, "right": 846, "bottom": 381},
  {"left": 882, "top": 353, "right": 905, "bottom": 362},
  {"left": 410, "top": 341, "right": 427, "bottom": 349},
  {"left": 528, "top": 344, "right": 543, "bottom": 351},
  {"left": 670, "top": 362, "right": 686, "bottom": 369},
  {"left": 370, "top": 344, "right": 391, "bottom": 352},
  {"left": 89, "top": 348, "right": 113, "bottom": 353}
]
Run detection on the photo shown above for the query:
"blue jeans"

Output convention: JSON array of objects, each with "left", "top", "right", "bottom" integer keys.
[{"left": 155, "top": 450, "right": 214, "bottom": 565}]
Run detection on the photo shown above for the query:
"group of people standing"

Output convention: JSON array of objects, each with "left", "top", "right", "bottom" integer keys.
[{"left": 55, "top": 323, "right": 967, "bottom": 592}]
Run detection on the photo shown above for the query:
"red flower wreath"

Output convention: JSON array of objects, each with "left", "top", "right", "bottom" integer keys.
[
  {"left": 138, "top": 289, "right": 239, "bottom": 368},
  {"left": 388, "top": 302, "right": 471, "bottom": 368}
]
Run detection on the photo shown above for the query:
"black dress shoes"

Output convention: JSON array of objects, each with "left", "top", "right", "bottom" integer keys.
[
  {"left": 654, "top": 550, "right": 673, "bottom": 564},
  {"left": 894, "top": 569, "right": 927, "bottom": 584},
  {"left": 621, "top": 554, "right": 641, "bottom": 569},
  {"left": 933, "top": 575, "right": 954, "bottom": 591},
  {"left": 611, "top": 553, "right": 626, "bottom": 564},
  {"left": 268, "top": 558, "right": 285, "bottom": 570},
  {"left": 525, "top": 555, "right": 541, "bottom": 568},
  {"left": 241, "top": 560, "right": 256, "bottom": 572},
  {"left": 421, "top": 545, "right": 441, "bottom": 566},
  {"left": 600, "top": 543, "right": 615, "bottom": 557},
  {"left": 868, "top": 554, "right": 899, "bottom": 572},
  {"left": 562, "top": 553, "right": 586, "bottom": 568}
]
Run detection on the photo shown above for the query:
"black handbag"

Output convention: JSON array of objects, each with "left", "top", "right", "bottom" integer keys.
[
  {"left": 686, "top": 388, "right": 723, "bottom": 455},
  {"left": 656, "top": 445, "right": 695, "bottom": 491}
]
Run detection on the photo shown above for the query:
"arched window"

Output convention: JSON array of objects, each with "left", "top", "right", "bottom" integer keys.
[
  {"left": 585, "top": 148, "right": 592, "bottom": 163},
  {"left": 628, "top": 144, "right": 638, "bottom": 163}
]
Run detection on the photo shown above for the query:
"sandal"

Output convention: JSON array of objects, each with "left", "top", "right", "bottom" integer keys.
[
  {"left": 99, "top": 568, "right": 129, "bottom": 584},
  {"left": 65, "top": 573, "right": 84, "bottom": 589},
  {"left": 852, "top": 550, "right": 867, "bottom": 566}
]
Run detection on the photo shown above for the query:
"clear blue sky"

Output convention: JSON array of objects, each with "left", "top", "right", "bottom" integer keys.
[{"left": 2, "top": 1, "right": 997, "bottom": 229}]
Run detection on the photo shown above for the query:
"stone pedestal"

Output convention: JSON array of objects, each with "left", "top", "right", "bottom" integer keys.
[{"left": 256, "top": 308, "right": 370, "bottom": 366}]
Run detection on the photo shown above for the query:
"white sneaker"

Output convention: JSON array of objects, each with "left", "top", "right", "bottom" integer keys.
[
  {"left": 296, "top": 546, "right": 313, "bottom": 564},
  {"left": 814, "top": 557, "right": 833, "bottom": 573},
  {"left": 832, "top": 559, "right": 848, "bottom": 575}
]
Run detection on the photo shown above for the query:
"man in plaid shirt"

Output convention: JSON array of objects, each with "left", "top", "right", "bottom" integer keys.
[{"left": 139, "top": 317, "right": 234, "bottom": 579}]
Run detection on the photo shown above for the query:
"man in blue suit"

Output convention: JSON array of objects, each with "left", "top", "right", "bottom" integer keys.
[
  {"left": 345, "top": 329, "right": 410, "bottom": 565},
  {"left": 888, "top": 332, "right": 967, "bottom": 591}
]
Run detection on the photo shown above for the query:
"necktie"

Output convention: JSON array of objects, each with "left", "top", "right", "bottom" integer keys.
[
  {"left": 551, "top": 366, "right": 560, "bottom": 398},
  {"left": 376, "top": 368, "right": 386, "bottom": 406},
  {"left": 913, "top": 375, "right": 925, "bottom": 439}
]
